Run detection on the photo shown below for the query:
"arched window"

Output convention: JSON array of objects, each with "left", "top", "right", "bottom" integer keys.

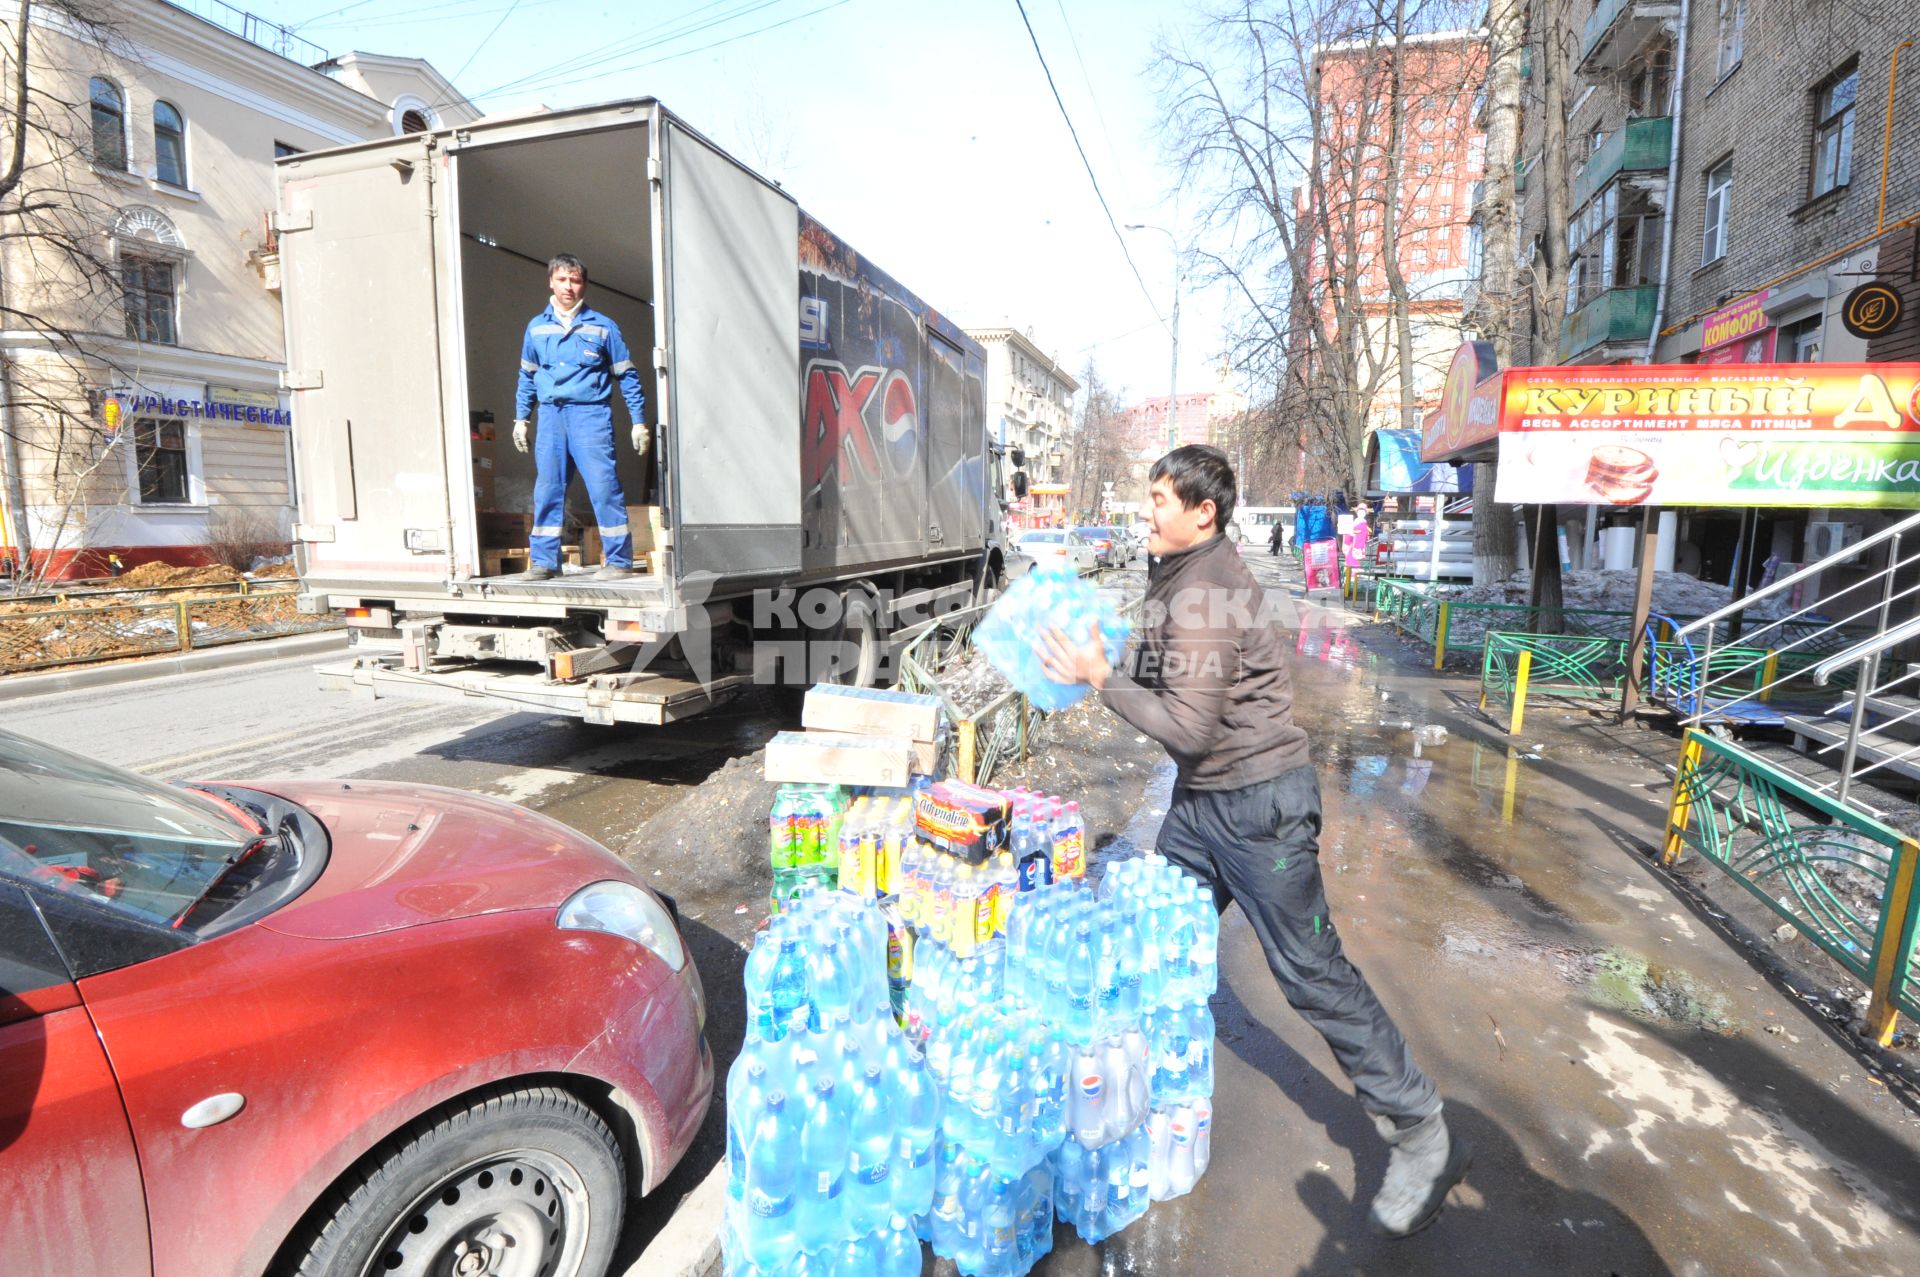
[
  {"left": 90, "top": 77, "right": 126, "bottom": 171},
  {"left": 400, "top": 108, "right": 430, "bottom": 134},
  {"left": 392, "top": 95, "right": 436, "bottom": 135},
  {"left": 153, "top": 101, "right": 185, "bottom": 187}
]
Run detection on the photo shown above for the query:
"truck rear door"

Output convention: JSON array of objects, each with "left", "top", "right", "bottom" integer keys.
[
  {"left": 279, "top": 135, "right": 455, "bottom": 586},
  {"left": 659, "top": 118, "right": 801, "bottom": 580}
]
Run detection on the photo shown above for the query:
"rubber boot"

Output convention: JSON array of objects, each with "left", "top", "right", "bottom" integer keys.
[{"left": 1368, "top": 1109, "right": 1471, "bottom": 1238}]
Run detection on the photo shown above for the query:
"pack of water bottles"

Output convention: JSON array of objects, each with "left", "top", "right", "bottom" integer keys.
[
  {"left": 971, "top": 568, "right": 1132, "bottom": 711},
  {"left": 727, "top": 887, "right": 942, "bottom": 1276}
]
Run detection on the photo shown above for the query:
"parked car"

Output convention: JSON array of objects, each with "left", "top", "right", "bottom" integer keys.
[
  {"left": 0, "top": 727, "right": 711, "bottom": 1277},
  {"left": 1071, "top": 525, "right": 1119, "bottom": 568},
  {"left": 1016, "top": 529, "right": 1100, "bottom": 575}
]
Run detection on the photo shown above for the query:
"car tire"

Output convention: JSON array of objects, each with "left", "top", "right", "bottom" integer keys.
[{"left": 290, "top": 1084, "right": 625, "bottom": 1277}]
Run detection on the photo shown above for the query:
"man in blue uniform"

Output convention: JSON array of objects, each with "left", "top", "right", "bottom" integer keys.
[{"left": 513, "top": 253, "right": 649, "bottom": 581}]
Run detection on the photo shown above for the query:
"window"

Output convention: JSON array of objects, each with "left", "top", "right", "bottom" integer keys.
[
  {"left": 1716, "top": 0, "right": 1745, "bottom": 80},
  {"left": 121, "top": 257, "right": 176, "bottom": 344},
  {"left": 1568, "top": 182, "right": 1661, "bottom": 312},
  {"left": 133, "top": 419, "right": 189, "bottom": 503},
  {"left": 1419, "top": 141, "right": 1435, "bottom": 155},
  {"left": 89, "top": 78, "right": 126, "bottom": 170},
  {"left": 399, "top": 108, "right": 431, "bottom": 134},
  {"left": 1629, "top": 39, "right": 1676, "bottom": 115},
  {"left": 1701, "top": 160, "right": 1732, "bottom": 264},
  {"left": 1811, "top": 65, "right": 1857, "bottom": 197},
  {"left": 1779, "top": 315, "right": 1823, "bottom": 362},
  {"left": 1417, "top": 163, "right": 1434, "bottom": 175},
  {"left": 1363, "top": 165, "right": 1380, "bottom": 180},
  {"left": 273, "top": 140, "right": 303, "bottom": 159},
  {"left": 153, "top": 101, "right": 185, "bottom": 187}
]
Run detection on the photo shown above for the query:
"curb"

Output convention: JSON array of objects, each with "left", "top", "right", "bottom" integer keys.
[
  {"left": 624, "top": 1159, "right": 725, "bottom": 1277},
  {"left": 0, "top": 628, "right": 349, "bottom": 702}
]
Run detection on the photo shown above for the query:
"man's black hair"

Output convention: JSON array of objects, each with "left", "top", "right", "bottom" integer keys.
[
  {"left": 547, "top": 252, "right": 588, "bottom": 283},
  {"left": 1150, "top": 444, "right": 1237, "bottom": 531}
]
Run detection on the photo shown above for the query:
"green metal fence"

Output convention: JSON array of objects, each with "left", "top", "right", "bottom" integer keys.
[
  {"left": 1375, "top": 578, "right": 1660, "bottom": 669},
  {"left": 1665, "top": 729, "right": 1920, "bottom": 1042},
  {"left": 1479, "top": 631, "right": 1631, "bottom": 733}
]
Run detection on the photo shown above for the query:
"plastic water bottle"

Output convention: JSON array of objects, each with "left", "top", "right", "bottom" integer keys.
[
  {"left": 1192, "top": 881, "right": 1220, "bottom": 996},
  {"left": 1192, "top": 1097, "right": 1213, "bottom": 1178},
  {"left": 1146, "top": 1109, "right": 1172, "bottom": 1201},
  {"left": 1052, "top": 800, "right": 1085, "bottom": 880},
  {"left": 770, "top": 938, "right": 809, "bottom": 1041},
  {"left": 796, "top": 1078, "right": 849, "bottom": 1251},
  {"left": 741, "top": 1092, "right": 800, "bottom": 1269},
  {"left": 981, "top": 1172, "right": 1018, "bottom": 1275},
  {"left": 1167, "top": 1103, "right": 1199, "bottom": 1198},
  {"left": 810, "top": 940, "right": 853, "bottom": 1032},
  {"left": 1069, "top": 1044, "right": 1106, "bottom": 1146},
  {"left": 1187, "top": 1001, "right": 1215, "bottom": 1100},
  {"left": 849, "top": 1066, "right": 894, "bottom": 1236},
  {"left": 1064, "top": 922, "right": 1097, "bottom": 1044},
  {"left": 878, "top": 1214, "right": 924, "bottom": 1277}
]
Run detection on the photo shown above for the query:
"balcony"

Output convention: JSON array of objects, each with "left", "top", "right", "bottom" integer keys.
[
  {"left": 1581, "top": 0, "right": 1679, "bottom": 72},
  {"left": 1572, "top": 117, "right": 1673, "bottom": 209},
  {"left": 1561, "top": 285, "right": 1658, "bottom": 359}
]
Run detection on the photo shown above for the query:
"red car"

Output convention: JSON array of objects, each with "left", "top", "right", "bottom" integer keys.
[{"left": 0, "top": 728, "right": 711, "bottom": 1277}]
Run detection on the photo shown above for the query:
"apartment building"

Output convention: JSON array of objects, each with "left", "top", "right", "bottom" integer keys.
[
  {"left": 0, "top": 0, "right": 475, "bottom": 579},
  {"left": 1504, "top": 0, "right": 1920, "bottom": 367},
  {"left": 967, "top": 325, "right": 1078, "bottom": 487},
  {"left": 1303, "top": 32, "right": 1487, "bottom": 432}
]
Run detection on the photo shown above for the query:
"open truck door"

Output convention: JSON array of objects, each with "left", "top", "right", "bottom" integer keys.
[
  {"left": 659, "top": 119, "right": 801, "bottom": 579},
  {"left": 279, "top": 134, "right": 457, "bottom": 586}
]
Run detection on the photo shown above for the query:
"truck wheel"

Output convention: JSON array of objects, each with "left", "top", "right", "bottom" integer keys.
[
  {"left": 290, "top": 1085, "right": 625, "bottom": 1277},
  {"left": 822, "top": 588, "right": 881, "bottom": 687}
]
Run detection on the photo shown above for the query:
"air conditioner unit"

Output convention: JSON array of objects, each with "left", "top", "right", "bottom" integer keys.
[{"left": 1806, "top": 521, "right": 1865, "bottom": 561}]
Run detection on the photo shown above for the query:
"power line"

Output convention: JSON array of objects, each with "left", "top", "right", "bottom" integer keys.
[
  {"left": 1052, "top": 0, "right": 1135, "bottom": 211},
  {"left": 449, "top": 0, "right": 524, "bottom": 83},
  {"left": 1011, "top": 0, "right": 1165, "bottom": 329}
]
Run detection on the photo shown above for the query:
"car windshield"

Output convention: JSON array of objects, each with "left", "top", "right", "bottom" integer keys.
[
  {"left": 1022, "top": 532, "right": 1066, "bottom": 544},
  {"left": 1073, "top": 528, "right": 1108, "bottom": 539},
  {"left": 0, "top": 728, "right": 265, "bottom": 929}
]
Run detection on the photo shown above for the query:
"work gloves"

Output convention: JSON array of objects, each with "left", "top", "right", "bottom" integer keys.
[{"left": 512, "top": 419, "right": 650, "bottom": 457}]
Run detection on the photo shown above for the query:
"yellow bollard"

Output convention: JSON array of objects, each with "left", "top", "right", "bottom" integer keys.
[
  {"left": 1509, "top": 649, "right": 1533, "bottom": 736},
  {"left": 175, "top": 599, "right": 192, "bottom": 652},
  {"left": 1662, "top": 733, "right": 1706, "bottom": 865},
  {"left": 1866, "top": 836, "right": 1920, "bottom": 1045},
  {"left": 1501, "top": 747, "right": 1521, "bottom": 825},
  {"left": 957, "top": 718, "right": 977, "bottom": 784},
  {"left": 1759, "top": 650, "right": 1781, "bottom": 703},
  {"left": 1434, "top": 602, "right": 1451, "bottom": 671}
]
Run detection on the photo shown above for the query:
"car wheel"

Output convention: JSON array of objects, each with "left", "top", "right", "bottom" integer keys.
[{"left": 291, "top": 1085, "right": 625, "bottom": 1277}]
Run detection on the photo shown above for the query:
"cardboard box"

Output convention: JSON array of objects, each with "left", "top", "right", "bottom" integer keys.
[
  {"left": 765, "top": 729, "right": 917, "bottom": 788},
  {"left": 479, "top": 512, "right": 534, "bottom": 547},
  {"left": 581, "top": 505, "right": 667, "bottom": 566},
  {"left": 803, "top": 684, "right": 944, "bottom": 743}
]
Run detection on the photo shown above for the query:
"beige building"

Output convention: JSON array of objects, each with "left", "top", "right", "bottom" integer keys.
[
  {"left": 0, "top": 0, "right": 474, "bottom": 579},
  {"left": 966, "top": 326, "right": 1078, "bottom": 487}
]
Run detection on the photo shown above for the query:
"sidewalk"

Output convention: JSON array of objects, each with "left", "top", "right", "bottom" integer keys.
[{"left": 0, "top": 628, "right": 347, "bottom": 702}]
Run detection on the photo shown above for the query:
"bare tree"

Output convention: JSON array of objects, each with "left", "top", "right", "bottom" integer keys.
[
  {"left": 1160, "top": 0, "right": 1482, "bottom": 511},
  {"left": 1066, "top": 360, "right": 1130, "bottom": 521},
  {"left": 0, "top": 1, "right": 144, "bottom": 591}
]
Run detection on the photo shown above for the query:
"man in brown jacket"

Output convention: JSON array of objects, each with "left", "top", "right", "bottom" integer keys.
[{"left": 1040, "top": 444, "right": 1469, "bottom": 1239}]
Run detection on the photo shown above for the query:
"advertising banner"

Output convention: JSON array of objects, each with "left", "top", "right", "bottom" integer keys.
[
  {"left": 1376, "top": 428, "right": 1466, "bottom": 493},
  {"left": 1493, "top": 363, "right": 1920, "bottom": 508},
  {"left": 1420, "top": 341, "right": 1502, "bottom": 462}
]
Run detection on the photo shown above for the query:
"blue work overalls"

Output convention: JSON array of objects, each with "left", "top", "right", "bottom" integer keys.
[{"left": 515, "top": 303, "right": 648, "bottom": 570}]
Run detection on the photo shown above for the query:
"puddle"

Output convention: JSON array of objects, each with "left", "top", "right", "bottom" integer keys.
[{"left": 1586, "top": 947, "right": 1739, "bottom": 1034}]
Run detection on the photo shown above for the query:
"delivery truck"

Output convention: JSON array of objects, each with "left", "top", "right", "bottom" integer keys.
[{"left": 278, "top": 99, "right": 1013, "bottom": 724}]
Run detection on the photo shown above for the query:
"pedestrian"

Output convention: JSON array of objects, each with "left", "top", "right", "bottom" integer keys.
[
  {"left": 1038, "top": 444, "right": 1470, "bottom": 1239},
  {"left": 1268, "top": 519, "right": 1285, "bottom": 557},
  {"left": 513, "top": 252, "right": 649, "bottom": 582}
]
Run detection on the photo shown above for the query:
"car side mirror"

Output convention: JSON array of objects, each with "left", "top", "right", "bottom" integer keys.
[
  {"left": 1010, "top": 446, "right": 1027, "bottom": 469},
  {"left": 1011, "top": 472, "right": 1030, "bottom": 499}
]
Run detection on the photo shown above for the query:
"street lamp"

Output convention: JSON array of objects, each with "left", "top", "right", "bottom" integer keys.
[{"left": 1125, "top": 223, "right": 1181, "bottom": 452}]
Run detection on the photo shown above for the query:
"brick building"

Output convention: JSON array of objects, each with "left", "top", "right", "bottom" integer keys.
[{"left": 1499, "top": 0, "right": 1920, "bottom": 368}]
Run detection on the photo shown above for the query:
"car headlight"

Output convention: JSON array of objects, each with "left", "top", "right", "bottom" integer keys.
[{"left": 557, "top": 880, "right": 687, "bottom": 971}]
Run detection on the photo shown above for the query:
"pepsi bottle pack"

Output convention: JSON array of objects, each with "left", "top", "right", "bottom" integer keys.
[{"left": 970, "top": 568, "right": 1132, "bottom": 712}]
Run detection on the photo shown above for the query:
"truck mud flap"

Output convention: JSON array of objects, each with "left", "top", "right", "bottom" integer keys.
[{"left": 316, "top": 656, "right": 756, "bottom": 726}]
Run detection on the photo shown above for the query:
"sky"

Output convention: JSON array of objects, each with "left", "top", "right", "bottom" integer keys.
[{"left": 244, "top": 0, "right": 1239, "bottom": 408}]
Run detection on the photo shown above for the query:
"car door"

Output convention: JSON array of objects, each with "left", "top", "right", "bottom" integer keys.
[{"left": 0, "top": 880, "right": 152, "bottom": 1277}]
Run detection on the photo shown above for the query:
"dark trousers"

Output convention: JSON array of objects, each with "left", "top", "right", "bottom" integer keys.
[{"left": 1157, "top": 764, "right": 1440, "bottom": 1125}]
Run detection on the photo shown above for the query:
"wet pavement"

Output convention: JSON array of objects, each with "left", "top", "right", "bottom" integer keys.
[{"left": 1040, "top": 559, "right": 1920, "bottom": 1276}]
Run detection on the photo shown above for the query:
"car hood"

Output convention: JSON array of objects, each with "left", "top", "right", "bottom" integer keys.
[{"left": 233, "top": 780, "right": 635, "bottom": 940}]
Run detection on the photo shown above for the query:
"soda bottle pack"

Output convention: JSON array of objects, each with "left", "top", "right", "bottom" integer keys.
[
  {"left": 768, "top": 784, "right": 849, "bottom": 912},
  {"left": 971, "top": 569, "right": 1132, "bottom": 712}
]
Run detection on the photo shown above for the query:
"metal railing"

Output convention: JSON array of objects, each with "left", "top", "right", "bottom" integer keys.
[
  {"left": 1374, "top": 577, "right": 1674, "bottom": 669},
  {"left": 0, "top": 586, "right": 331, "bottom": 674},
  {"left": 1665, "top": 728, "right": 1920, "bottom": 1043},
  {"left": 1667, "top": 512, "right": 1920, "bottom": 807},
  {"left": 1479, "top": 630, "right": 1630, "bottom": 734}
]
